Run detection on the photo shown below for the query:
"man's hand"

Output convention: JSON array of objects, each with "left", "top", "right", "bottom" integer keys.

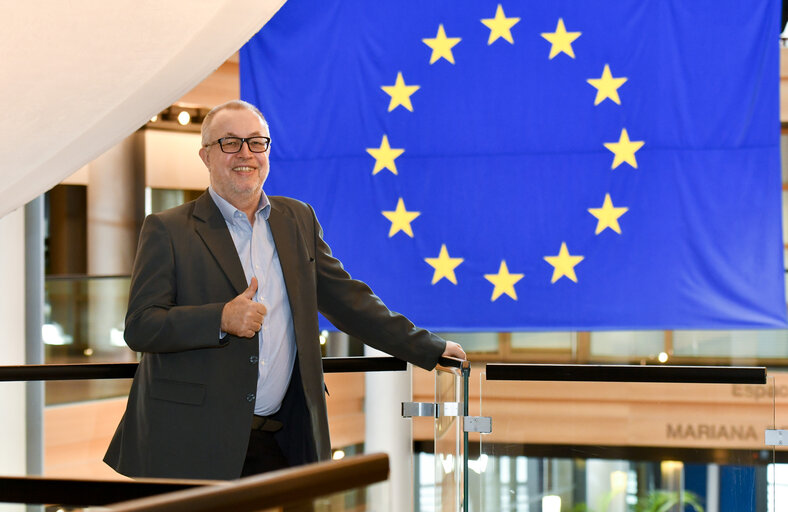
[
  {"left": 221, "top": 277, "right": 267, "bottom": 338},
  {"left": 441, "top": 341, "right": 467, "bottom": 360}
]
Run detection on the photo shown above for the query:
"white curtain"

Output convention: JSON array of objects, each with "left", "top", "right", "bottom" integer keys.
[{"left": 0, "top": 0, "right": 286, "bottom": 219}]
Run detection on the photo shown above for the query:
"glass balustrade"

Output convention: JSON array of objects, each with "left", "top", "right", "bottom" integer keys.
[
  {"left": 774, "top": 379, "right": 788, "bottom": 511},
  {"left": 434, "top": 365, "right": 462, "bottom": 512},
  {"left": 314, "top": 480, "right": 390, "bottom": 512},
  {"left": 45, "top": 275, "right": 135, "bottom": 405},
  {"left": 470, "top": 365, "right": 778, "bottom": 512}
]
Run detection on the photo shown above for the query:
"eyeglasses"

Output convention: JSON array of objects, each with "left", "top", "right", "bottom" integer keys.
[{"left": 204, "top": 136, "right": 271, "bottom": 153}]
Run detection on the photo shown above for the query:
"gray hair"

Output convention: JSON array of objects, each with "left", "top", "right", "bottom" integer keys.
[{"left": 201, "top": 99, "right": 269, "bottom": 146}]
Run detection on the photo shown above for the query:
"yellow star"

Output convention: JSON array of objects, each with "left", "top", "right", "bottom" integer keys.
[
  {"left": 422, "top": 24, "right": 461, "bottom": 64},
  {"left": 425, "top": 244, "right": 464, "bottom": 285},
  {"left": 484, "top": 260, "right": 524, "bottom": 301},
  {"left": 544, "top": 242, "right": 584, "bottom": 283},
  {"left": 587, "top": 64, "right": 628, "bottom": 105},
  {"left": 540, "top": 18, "right": 581, "bottom": 59},
  {"left": 381, "top": 72, "right": 420, "bottom": 112},
  {"left": 481, "top": 4, "right": 520, "bottom": 45},
  {"left": 588, "top": 194, "right": 629, "bottom": 235},
  {"left": 381, "top": 198, "right": 421, "bottom": 237},
  {"left": 603, "top": 128, "right": 645, "bottom": 169},
  {"left": 366, "top": 135, "right": 404, "bottom": 175}
]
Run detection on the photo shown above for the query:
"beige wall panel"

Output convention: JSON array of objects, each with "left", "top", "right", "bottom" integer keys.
[
  {"left": 144, "top": 130, "right": 210, "bottom": 191},
  {"left": 176, "top": 61, "right": 240, "bottom": 108},
  {"left": 44, "top": 397, "right": 128, "bottom": 479},
  {"left": 325, "top": 372, "right": 365, "bottom": 448}
]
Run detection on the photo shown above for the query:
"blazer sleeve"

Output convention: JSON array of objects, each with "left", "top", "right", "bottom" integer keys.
[
  {"left": 123, "top": 214, "right": 227, "bottom": 353},
  {"left": 309, "top": 204, "right": 446, "bottom": 370}
]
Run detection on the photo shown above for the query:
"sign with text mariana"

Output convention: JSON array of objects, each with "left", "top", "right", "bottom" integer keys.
[{"left": 240, "top": 0, "right": 786, "bottom": 330}]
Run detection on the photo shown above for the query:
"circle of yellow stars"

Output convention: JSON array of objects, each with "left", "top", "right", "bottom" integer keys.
[{"left": 363, "top": 4, "right": 644, "bottom": 302}]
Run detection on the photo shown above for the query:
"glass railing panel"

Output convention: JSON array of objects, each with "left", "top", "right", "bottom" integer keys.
[
  {"left": 476, "top": 366, "right": 775, "bottom": 512},
  {"left": 43, "top": 390, "right": 129, "bottom": 479},
  {"left": 432, "top": 366, "right": 462, "bottom": 512},
  {"left": 45, "top": 275, "right": 135, "bottom": 405},
  {"left": 313, "top": 480, "right": 389, "bottom": 511},
  {"left": 773, "top": 374, "right": 788, "bottom": 512}
]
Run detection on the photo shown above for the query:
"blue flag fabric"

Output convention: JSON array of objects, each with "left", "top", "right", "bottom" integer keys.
[{"left": 240, "top": 0, "right": 787, "bottom": 331}]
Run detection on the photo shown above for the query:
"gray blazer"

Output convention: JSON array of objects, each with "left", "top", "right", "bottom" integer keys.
[{"left": 103, "top": 192, "right": 446, "bottom": 480}]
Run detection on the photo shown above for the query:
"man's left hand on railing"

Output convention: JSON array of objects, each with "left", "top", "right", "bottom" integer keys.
[{"left": 441, "top": 341, "right": 466, "bottom": 360}]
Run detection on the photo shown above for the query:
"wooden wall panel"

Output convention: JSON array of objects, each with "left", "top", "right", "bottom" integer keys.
[
  {"left": 413, "top": 365, "right": 788, "bottom": 451},
  {"left": 45, "top": 397, "right": 128, "bottom": 479}
]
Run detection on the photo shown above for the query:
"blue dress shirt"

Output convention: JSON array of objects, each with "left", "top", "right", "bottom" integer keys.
[{"left": 209, "top": 187, "right": 296, "bottom": 416}]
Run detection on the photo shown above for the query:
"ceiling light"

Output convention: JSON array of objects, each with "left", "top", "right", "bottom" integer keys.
[{"left": 177, "top": 110, "right": 191, "bottom": 125}]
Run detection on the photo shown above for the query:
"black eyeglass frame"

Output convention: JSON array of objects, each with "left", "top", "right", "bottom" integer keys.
[{"left": 204, "top": 136, "right": 271, "bottom": 153}]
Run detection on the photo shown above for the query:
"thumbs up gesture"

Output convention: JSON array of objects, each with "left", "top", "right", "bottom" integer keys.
[{"left": 221, "top": 277, "right": 267, "bottom": 338}]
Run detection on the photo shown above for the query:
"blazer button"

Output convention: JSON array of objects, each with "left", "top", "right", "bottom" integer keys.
[
  {"left": 246, "top": 393, "right": 255, "bottom": 402},
  {"left": 249, "top": 355, "right": 259, "bottom": 364}
]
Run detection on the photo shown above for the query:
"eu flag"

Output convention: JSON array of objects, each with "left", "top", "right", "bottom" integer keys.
[{"left": 240, "top": 1, "right": 787, "bottom": 330}]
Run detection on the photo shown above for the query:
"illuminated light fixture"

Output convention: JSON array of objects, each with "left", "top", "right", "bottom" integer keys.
[
  {"left": 658, "top": 351, "right": 669, "bottom": 363},
  {"left": 83, "top": 348, "right": 94, "bottom": 356},
  {"left": 542, "top": 495, "right": 561, "bottom": 512},
  {"left": 661, "top": 460, "right": 683, "bottom": 472},
  {"left": 177, "top": 110, "right": 191, "bottom": 125},
  {"left": 42, "top": 323, "right": 73, "bottom": 345},
  {"left": 150, "top": 115, "right": 158, "bottom": 122},
  {"left": 332, "top": 450, "right": 345, "bottom": 460},
  {"left": 610, "top": 470, "right": 628, "bottom": 492}
]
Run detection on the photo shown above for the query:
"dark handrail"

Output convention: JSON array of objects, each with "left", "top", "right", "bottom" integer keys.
[
  {"left": 0, "top": 357, "right": 407, "bottom": 382},
  {"left": 107, "top": 453, "right": 389, "bottom": 512},
  {"left": 46, "top": 274, "right": 131, "bottom": 281},
  {"left": 437, "top": 356, "right": 470, "bottom": 370},
  {"left": 0, "top": 475, "right": 219, "bottom": 506},
  {"left": 0, "top": 363, "right": 139, "bottom": 381},
  {"left": 322, "top": 356, "right": 406, "bottom": 373},
  {"left": 485, "top": 363, "right": 767, "bottom": 384}
]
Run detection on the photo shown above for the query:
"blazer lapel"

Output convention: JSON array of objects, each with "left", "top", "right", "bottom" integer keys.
[
  {"left": 268, "top": 201, "right": 303, "bottom": 298},
  {"left": 192, "top": 192, "right": 248, "bottom": 295},
  {"left": 268, "top": 200, "right": 311, "bottom": 347}
]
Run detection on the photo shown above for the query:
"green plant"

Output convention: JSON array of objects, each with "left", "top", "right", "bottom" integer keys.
[
  {"left": 570, "top": 489, "right": 704, "bottom": 512},
  {"left": 633, "top": 490, "right": 704, "bottom": 512}
]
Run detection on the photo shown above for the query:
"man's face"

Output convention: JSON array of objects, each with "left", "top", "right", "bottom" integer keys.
[{"left": 199, "top": 108, "right": 270, "bottom": 208}]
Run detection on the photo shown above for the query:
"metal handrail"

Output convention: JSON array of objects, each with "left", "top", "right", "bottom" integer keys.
[
  {"left": 0, "top": 356, "right": 407, "bottom": 382},
  {"left": 484, "top": 363, "right": 767, "bottom": 384}
]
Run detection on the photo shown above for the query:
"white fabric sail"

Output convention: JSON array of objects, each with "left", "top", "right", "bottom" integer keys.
[{"left": 0, "top": 0, "right": 285, "bottom": 218}]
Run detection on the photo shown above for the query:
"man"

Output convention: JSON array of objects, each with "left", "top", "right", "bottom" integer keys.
[{"left": 104, "top": 99, "right": 465, "bottom": 480}]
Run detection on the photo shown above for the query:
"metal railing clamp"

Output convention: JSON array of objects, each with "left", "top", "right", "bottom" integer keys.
[
  {"left": 401, "top": 402, "right": 461, "bottom": 418},
  {"left": 463, "top": 416, "right": 492, "bottom": 433},
  {"left": 765, "top": 429, "right": 788, "bottom": 446}
]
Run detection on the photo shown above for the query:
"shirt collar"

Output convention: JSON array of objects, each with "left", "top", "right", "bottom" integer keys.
[{"left": 208, "top": 187, "right": 271, "bottom": 225}]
